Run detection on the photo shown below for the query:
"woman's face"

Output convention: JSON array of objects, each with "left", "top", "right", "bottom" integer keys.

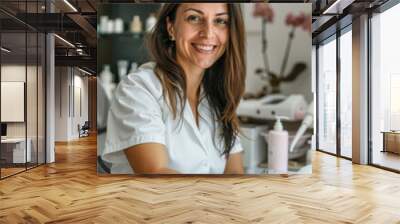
[{"left": 167, "top": 3, "right": 229, "bottom": 73}]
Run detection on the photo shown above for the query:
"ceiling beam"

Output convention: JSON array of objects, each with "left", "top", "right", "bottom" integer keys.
[
  {"left": 66, "top": 13, "right": 97, "bottom": 46},
  {"left": 55, "top": 55, "right": 96, "bottom": 72}
]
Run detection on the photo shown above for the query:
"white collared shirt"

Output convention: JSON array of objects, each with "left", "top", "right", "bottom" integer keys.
[{"left": 102, "top": 62, "right": 243, "bottom": 174}]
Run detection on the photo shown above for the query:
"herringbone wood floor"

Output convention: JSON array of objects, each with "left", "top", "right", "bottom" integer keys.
[{"left": 0, "top": 135, "right": 400, "bottom": 224}]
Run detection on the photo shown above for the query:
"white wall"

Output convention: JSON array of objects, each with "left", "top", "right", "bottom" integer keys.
[
  {"left": 1, "top": 65, "right": 26, "bottom": 81},
  {"left": 242, "top": 3, "right": 312, "bottom": 102},
  {"left": 55, "top": 66, "right": 68, "bottom": 141},
  {"left": 55, "top": 67, "right": 89, "bottom": 141},
  {"left": 72, "top": 72, "right": 89, "bottom": 138}
]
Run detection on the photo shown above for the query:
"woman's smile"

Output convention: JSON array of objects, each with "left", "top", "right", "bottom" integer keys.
[
  {"left": 191, "top": 43, "right": 217, "bottom": 54},
  {"left": 192, "top": 43, "right": 217, "bottom": 54}
]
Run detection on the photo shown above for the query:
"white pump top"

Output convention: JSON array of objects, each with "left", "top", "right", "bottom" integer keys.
[
  {"left": 273, "top": 116, "right": 289, "bottom": 131},
  {"left": 101, "top": 65, "right": 113, "bottom": 83}
]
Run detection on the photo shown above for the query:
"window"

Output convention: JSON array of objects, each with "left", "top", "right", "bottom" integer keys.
[
  {"left": 370, "top": 2, "right": 400, "bottom": 171},
  {"left": 339, "top": 28, "right": 352, "bottom": 158},
  {"left": 317, "top": 35, "right": 337, "bottom": 155}
]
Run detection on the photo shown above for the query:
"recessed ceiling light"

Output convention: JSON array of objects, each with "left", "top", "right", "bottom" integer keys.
[
  {"left": 54, "top": 34, "right": 75, "bottom": 48},
  {"left": 63, "top": 0, "right": 78, "bottom": 12},
  {"left": 1, "top": 47, "right": 11, "bottom": 53},
  {"left": 78, "top": 67, "right": 92, "bottom": 76}
]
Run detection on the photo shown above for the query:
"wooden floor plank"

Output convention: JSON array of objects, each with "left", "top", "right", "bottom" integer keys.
[{"left": 0, "top": 135, "right": 399, "bottom": 223}]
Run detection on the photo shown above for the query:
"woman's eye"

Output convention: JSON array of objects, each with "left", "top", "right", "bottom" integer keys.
[
  {"left": 187, "top": 15, "right": 202, "bottom": 23},
  {"left": 215, "top": 18, "right": 229, "bottom": 26}
]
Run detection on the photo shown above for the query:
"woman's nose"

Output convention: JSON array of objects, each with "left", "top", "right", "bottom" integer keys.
[{"left": 199, "top": 22, "right": 215, "bottom": 39}]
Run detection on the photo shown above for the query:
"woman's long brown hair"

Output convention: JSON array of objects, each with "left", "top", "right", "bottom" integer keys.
[{"left": 147, "top": 3, "right": 246, "bottom": 156}]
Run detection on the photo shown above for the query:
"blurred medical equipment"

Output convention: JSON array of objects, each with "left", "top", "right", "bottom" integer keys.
[
  {"left": 237, "top": 94, "right": 307, "bottom": 121},
  {"left": 240, "top": 124, "right": 268, "bottom": 174},
  {"left": 289, "top": 100, "right": 314, "bottom": 152}
]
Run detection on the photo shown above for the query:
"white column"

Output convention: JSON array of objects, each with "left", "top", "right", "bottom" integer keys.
[
  {"left": 352, "top": 14, "right": 369, "bottom": 164},
  {"left": 46, "top": 32, "right": 55, "bottom": 163},
  {"left": 45, "top": 1, "right": 56, "bottom": 163}
]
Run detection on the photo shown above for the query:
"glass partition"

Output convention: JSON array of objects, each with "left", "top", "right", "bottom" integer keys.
[
  {"left": 370, "top": 3, "right": 400, "bottom": 171},
  {"left": 1, "top": 30, "right": 28, "bottom": 177},
  {"left": 339, "top": 27, "right": 352, "bottom": 158},
  {"left": 317, "top": 35, "right": 337, "bottom": 155},
  {"left": 0, "top": 1, "right": 46, "bottom": 179}
]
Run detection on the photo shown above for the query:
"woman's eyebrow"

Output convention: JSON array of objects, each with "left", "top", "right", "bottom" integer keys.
[
  {"left": 183, "top": 8, "right": 228, "bottom": 16},
  {"left": 215, "top": 12, "right": 228, "bottom": 16}
]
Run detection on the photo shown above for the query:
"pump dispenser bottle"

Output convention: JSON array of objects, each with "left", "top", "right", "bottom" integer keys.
[
  {"left": 268, "top": 116, "right": 289, "bottom": 174},
  {"left": 100, "top": 65, "right": 116, "bottom": 101}
]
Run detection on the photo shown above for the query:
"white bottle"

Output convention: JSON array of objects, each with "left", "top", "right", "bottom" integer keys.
[
  {"left": 106, "top": 19, "right": 114, "bottom": 34},
  {"left": 114, "top": 18, "right": 124, "bottom": 34},
  {"left": 268, "top": 116, "right": 289, "bottom": 174},
  {"left": 145, "top": 13, "right": 157, "bottom": 32},
  {"left": 100, "top": 65, "right": 116, "bottom": 101},
  {"left": 131, "top": 15, "right": 142, "bottom": 34},
  {"left": 99, "top": 16, "right": 108, "bottom": 34},
  {"left": 117, "top": 60, "right": 129, "bottom": 81}
]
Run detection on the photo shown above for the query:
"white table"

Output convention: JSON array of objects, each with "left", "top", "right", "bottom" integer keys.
[{"left": 1, "top": 138, "right": 31, "bottom": 163}]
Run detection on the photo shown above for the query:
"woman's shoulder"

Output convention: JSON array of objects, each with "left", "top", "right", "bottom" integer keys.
[{"left": 117, "top": 62, "right": 163, "bottom": 99}]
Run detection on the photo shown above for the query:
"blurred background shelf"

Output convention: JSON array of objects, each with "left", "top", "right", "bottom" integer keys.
[{"left": 98, "top": 3, "right": 160, "bottom": 82}]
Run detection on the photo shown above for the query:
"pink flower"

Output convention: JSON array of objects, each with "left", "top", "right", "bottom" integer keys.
[
  {"left": 285, "top": 12, "right": 312, "bottom": 32},
  {"left": 253, "top": 3, "right": 312, "bottom": 33},
  {"left": 253, "top": 3, "right": 274, "bottom": 22}
]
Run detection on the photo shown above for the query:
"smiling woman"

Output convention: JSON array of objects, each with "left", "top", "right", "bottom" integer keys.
[
  {"left": 168, "top": 5, "right": 230, "bottom": 71},
  {"left": 102, "top": 3, "right": 246, "bottom": 174}
]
